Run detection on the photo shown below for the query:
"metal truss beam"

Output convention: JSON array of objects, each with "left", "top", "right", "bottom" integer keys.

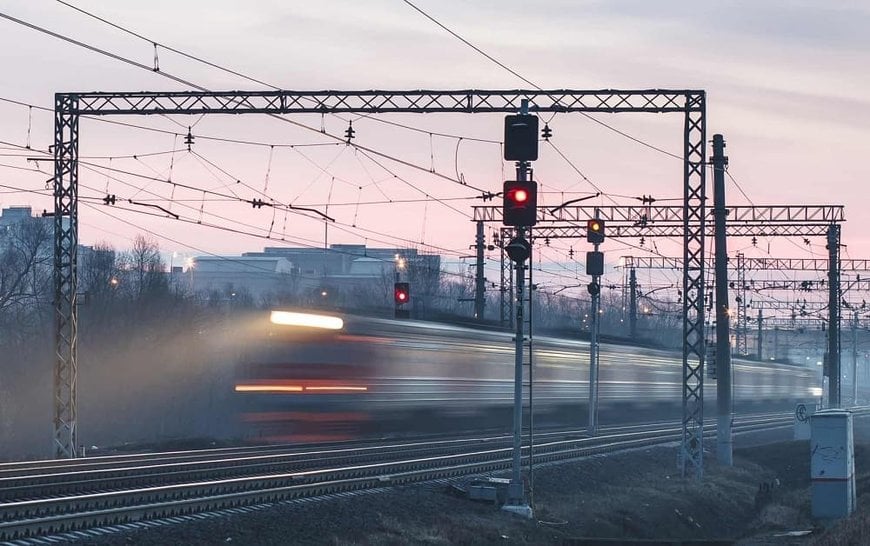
[
  {"left": 473, "top": 205, "right": 844, "bottom": 225},
  {"left": 53, "top": 95, "right": 79, "bottom": 459},
  {"left": 736, "top": 253, "right": 748, "bottom": 356},
  {"left": 756, "top": 317, "right": 827, "bottom": 328},
  {"left": 68, "top": 89, "right": 703, "bottom": 115},
  {"left": 497, "top": 227, "right": 514, "bottom": 328},
  {"left": 621, "top": 255, "right": 865, "bottom": 272},
  {"left": 681, "top": 97, "right": 706, "bottom": 479},
  {"left": 621, "top": 279, "right": 870, "bottom": 294},
  {"left": 749, "top": 301, "right": 829, "bottom": 311},
  {"left": 748, "top": 279, "right": 870, "bottom": 292},
  {"left": 529, "top": 224, "right": 834, "bottom": 239}
]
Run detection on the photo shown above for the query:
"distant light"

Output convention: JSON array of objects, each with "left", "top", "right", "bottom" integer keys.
[
  {"left": 321, "top": 290, "right": 328, "bottom": 297},
  {"left": 109, "top": 277, "right": 119, "bottom": 286},
  {"left": 817, "top": 361, "right": 823, "bottom": 366},
  {"left": 270, "top": 311, "right": 343, "bottom": 330}
]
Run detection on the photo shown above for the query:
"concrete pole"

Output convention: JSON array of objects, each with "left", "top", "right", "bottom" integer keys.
[
  {"left": 629, "top": 268, "right": 638, "bottom": 339},
  {"left": 828, "top": 224, "right": 841, "bottom": 408},
  {"left": 712, "top": 133, "right": 733, "bottom": 466},
  {"left": 474, "top": 221, "right": 485, "bottom": 321}
]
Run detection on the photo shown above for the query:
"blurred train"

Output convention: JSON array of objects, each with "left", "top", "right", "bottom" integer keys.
[{"left": 234, "top": 310, "right": 822, "bottom": 442}]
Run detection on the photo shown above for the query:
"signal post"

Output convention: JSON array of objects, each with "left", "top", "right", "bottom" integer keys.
[
  {"left": 501, "top": 100, "right": 537, "bottom": 518},
  {"left": 586, "top": 219, "right": 605, "bottom": 435}
]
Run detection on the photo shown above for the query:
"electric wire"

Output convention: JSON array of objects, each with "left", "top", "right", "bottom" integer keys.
[{"left": 401, "top": 0, "right": 682, "bottom": 160}]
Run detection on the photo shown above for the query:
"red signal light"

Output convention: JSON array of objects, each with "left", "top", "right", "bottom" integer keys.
[
  {"left": 502, "top": 180, "right": 538, "bottom": 227},
  {"left": 512, "top": 188, "right": 529, "bottom": 203},
  {"left": 394, "top": 282, "right": 410, "bottom": 305}
]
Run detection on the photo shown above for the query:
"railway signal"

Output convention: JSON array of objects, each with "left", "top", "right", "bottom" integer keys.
[
  {"left": 394, "top": 282, "right": 410, "bottom": 319},
  {"left": 586, "top": 218, "right": 605, "bottom": 244},
  {"left": 502, "top": 180, "right": 538, "bottom": 227},
  {"left": 394, "top": 282, "right": 410, "bottom": 305},
  {"left": 503, "top": 114, "right": 539, "bottom": 161}
]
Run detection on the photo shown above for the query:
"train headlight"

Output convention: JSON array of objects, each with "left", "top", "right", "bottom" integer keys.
[{"left": 269, "top": 311, "right": 344, "bottom": 330}]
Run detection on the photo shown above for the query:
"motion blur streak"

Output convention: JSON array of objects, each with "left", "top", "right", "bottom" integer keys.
[
  {"left": 304, "top": 386, "right": 368, "bottom": 391},
  {"left": 269, "top": 310, "right": 344, "bottom": 330},
  {"left": 235, "top": 384, "right": 304, "bottom": 393},
  {"left": 236, "top": 312, "right": 821, "bottom": 442}
]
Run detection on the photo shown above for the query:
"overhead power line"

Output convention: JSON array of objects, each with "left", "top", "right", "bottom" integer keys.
[
  {"left": 401, "top": 0, "right": 682, "bottom": 160},
  {"left": 0, "top": 9, "right": 491, "bottom": 198}
]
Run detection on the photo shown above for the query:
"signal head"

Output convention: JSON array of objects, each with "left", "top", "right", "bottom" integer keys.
[
  {"left": 394, "top": 282, "right": 410, "bottom": 305},
  {"left": 502, "top": 180, "right": 538, "bottom": 227},
  {"left": 586, "top": 218, "right": 606, "bottom": 244}
]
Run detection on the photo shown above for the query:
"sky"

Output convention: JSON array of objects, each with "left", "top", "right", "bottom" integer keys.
[{"left": 0, "top": 0, "right": 868, "bottom": 301}]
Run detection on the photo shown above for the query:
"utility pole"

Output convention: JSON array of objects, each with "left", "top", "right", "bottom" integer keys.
[
  {"left": 711, "top": 134, "right": 733, "bottom": 466},
  {"left": 629, "top": 268, "right": 638, "bottom": 339},
  {"left": 474, "top": 221, "right": 485, "bottom": 321},
  {"left": 828, "top": 224, "right": 841, "bottom": 407}
]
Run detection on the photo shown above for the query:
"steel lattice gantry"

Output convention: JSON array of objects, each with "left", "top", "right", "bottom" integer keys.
[
  {"left": 618, "top": 252, "right": 864, "bottom": 272},
  {"left": 474, "top": 205, "right": 845, "bottom": 239},
  {"left": 53, "top": 88, "right": 706, "bottom": 467},
  {"left": 748, "top": 301, "right": 830, "bottom": 311},
  {"left": 472, "top": 203, "right": 846, "bottom": 475}
]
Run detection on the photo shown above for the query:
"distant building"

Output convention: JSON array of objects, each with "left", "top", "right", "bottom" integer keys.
[
  {"left": 188, "top": 244, "right": 441, "bottom": 307},
  {"left": 187, "top": 255, "right": 298, "bottom": 302},
  {"left": 0, "top": 206, "right": 54, "bottom": 235},
  {"left": 243, "top": 244, "right": 440, "bottom": 278},
  {"left": 0, "top": 206, "right": 37, "bottom": 227}
]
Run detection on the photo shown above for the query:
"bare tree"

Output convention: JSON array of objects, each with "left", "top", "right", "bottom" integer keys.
[
  {"left": 0, "top": 217, "right": 52, "bottom": 337},
  {"left": 122, "top": 235, "right": 167, "bottom": 300},
  {"left": 81, "top": 242, "right": 119, "bottom": 303}
]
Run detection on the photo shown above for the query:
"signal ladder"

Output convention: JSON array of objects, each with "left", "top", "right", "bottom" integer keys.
[{"left": 520, "top": 228, "right": 536, "bottom": 502}]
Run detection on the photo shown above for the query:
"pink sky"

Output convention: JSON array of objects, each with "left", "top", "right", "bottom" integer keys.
[{"left": 0, "top": 0, "right": 868, "bottom": 301}]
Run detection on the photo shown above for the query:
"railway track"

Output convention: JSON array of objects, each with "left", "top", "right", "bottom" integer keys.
[{"left": 0, "top": 410, "right": 848, "bottom": 542}]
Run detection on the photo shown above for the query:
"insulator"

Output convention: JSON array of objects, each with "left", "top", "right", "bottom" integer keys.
[{"left": 541, "top": 123, "right": 552, "bottom": 141}]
